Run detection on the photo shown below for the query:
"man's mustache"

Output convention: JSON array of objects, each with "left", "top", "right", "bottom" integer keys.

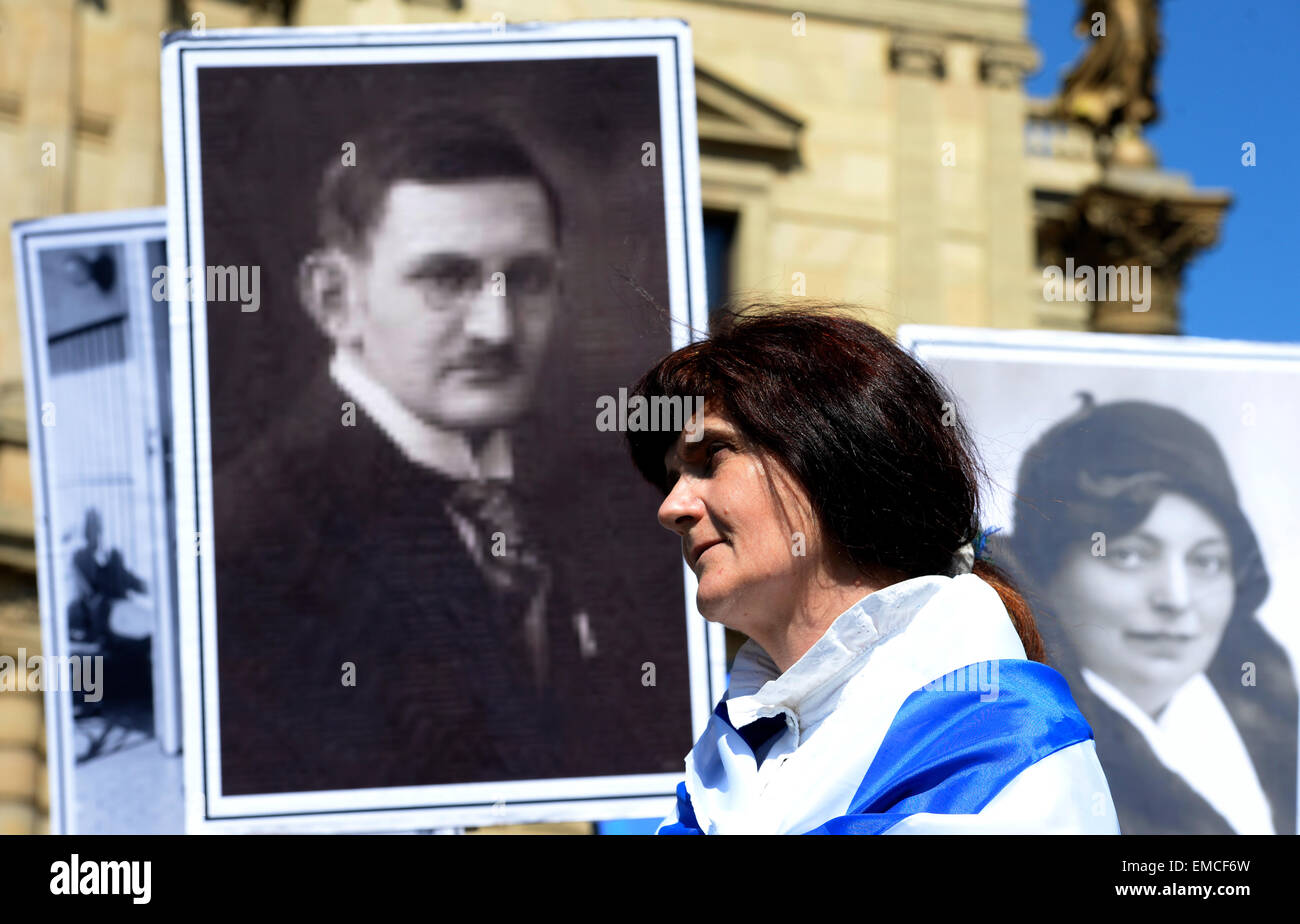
[{"left": 447, "top": 346, "right": 520, "bottom": 375}]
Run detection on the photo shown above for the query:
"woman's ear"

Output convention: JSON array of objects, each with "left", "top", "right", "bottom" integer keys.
[{"left": 298, "top": 248, "right": 362, "bottom": 347}]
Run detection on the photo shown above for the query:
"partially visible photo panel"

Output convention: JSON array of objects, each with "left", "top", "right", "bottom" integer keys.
[
  {"left": 898, "top": 324, "right": 1300, "bottom": 835},
  {"left": 11, "top": 209, "right": 184, "bottom": 834},
  {"left": 161, "top": 20, "right": 720, "bottom": 832}
]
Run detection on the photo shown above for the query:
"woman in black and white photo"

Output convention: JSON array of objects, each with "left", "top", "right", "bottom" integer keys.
[{"left": 994, "top": 393, "right": 1297, "bottom": 834}]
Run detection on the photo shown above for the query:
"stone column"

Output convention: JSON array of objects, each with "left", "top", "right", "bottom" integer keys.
[
  {"left": 16, "top": 0, "right": 77, "bottom": 218},
  {"left": 890, "top": 31, "right": 945, "bottom": 323},
  {"left": 981, "top": 42, "right": 1039, "bottom": 330}
]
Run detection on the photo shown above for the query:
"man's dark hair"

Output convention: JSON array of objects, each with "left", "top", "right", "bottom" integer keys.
[{"left": 316, "top": 105, "right": 563, "bottom": 257}]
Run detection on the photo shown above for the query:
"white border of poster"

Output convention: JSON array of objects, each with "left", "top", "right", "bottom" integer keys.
[
  {"left": 11, "top": 208, "right": 183, "bottom": 834},
  {"left": 898, "top": 323, "right": 1300, "bottom": 833},
  {"left": 161, "top": 19, "right": 721, "bottom": 833}
]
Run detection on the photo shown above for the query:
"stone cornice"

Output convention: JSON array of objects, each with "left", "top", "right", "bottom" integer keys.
[{"left": 675, "top": 0, "right": 1030, "bottom": 45}]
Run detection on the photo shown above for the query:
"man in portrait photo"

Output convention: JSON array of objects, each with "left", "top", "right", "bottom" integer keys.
[{"left": 212, "top": 103, "right": 629, "bottom": 795}]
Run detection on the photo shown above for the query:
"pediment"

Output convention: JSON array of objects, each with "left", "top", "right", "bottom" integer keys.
[{"left": 695, "top": 64, "right": 803, "bottom": 168}]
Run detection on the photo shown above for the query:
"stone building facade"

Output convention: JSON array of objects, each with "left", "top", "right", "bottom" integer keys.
[{"left": 0, "top": 0, "right": 1217, "bottom": 833}]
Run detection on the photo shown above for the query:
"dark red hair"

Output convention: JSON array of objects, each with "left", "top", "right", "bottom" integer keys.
[{"left": 625, "top": 302, "right": 1044, "bottom": 662}]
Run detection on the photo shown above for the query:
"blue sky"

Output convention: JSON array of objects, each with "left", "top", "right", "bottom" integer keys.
[{"left": 1026, "top": 0, "right": 1299, "bottom": 343}]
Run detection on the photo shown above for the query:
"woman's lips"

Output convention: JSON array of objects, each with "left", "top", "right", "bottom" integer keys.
[
  {"left": 1126, "top": 631, "right": 1197, "bottom": 657},
  {"left": 690, "top": 540, "right": 722, "bottom": 569}
]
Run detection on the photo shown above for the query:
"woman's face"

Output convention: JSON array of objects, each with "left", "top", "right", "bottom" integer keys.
[
  {"left": 658, "top": 408, "right": 822, "bottom": 640},
  {"left": 1045, "top": 491, "right": 1235, "bottom": 716}
]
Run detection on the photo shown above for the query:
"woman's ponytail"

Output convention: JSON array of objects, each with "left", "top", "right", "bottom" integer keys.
[{"left": 972, "top": 559, "right": 1045, "bottom": 663}]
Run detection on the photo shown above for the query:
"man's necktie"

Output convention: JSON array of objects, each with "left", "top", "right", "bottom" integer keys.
[{"left": 444, "top": 478, "right": 553, "bottom": 692}]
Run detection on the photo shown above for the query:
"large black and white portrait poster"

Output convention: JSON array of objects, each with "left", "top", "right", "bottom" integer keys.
[
  {"left": 11, "top": 209, "right": 184, "bottom": 834},
  {"left": 898, "top": 324, "right": 1300, "bottom": 835},
  {"left": 161, "top": 19, "right": 718, "bottom": 832}
]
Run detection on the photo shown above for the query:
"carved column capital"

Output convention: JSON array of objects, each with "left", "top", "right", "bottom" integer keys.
[
  {"left": 980, "top": 43, "right": 1040, "bottom": 89},
  {"left": 1051, "top": 181, "right": 1231, "bottom": 334},
  {"left": 890, "top": 31, "right": 945, "bottom": 80}
]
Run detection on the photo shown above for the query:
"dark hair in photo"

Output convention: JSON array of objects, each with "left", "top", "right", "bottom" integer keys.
[
  {"left": 625, "top": 301, "right": 1045, "bottom": 662},
  {"left": 314, "top": 103, "right": 564, "bottom": 257},
  {"left": 1006, "top": 392, "right": 1270, "bottom": 627}
]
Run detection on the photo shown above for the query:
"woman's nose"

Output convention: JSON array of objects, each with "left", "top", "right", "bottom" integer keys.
[
  {"left": 1149, "top": 556, "right": 1194, "bottom": 616},
  {"left": 657, "top": 476, "right": 703, "bottom": 535}
]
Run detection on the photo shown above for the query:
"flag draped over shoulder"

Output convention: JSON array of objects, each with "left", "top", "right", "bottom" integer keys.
[{"left": 660, "top": 659, "right": 1095, "bottom": 835}]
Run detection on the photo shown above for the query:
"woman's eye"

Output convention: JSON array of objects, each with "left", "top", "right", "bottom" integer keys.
[
  {"left": 1107, "top": 546, "right": 1148, "bottom": 569},
  {"left": 697, "top": 448, "right": 719, "bottom": 474},
  {"left": 1190, "top": 553, "right": 1229, "bottom": 577}
]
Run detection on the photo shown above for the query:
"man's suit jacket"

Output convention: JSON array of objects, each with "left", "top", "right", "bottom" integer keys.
[{"left": 212, "top": 367, "right": 648, "bottom": 795}]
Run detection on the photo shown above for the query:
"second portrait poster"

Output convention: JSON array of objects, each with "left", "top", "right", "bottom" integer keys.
[{"left": 898, "top": 324, "right": 1300, "bottom": 836}]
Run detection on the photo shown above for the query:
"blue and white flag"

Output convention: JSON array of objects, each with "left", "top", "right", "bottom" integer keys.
[{"left": 657, "top": 574, "right": 1121, "bottom": 835}]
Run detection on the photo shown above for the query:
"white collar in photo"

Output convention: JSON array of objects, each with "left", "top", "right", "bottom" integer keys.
[
  {"left": 1080, "top": 665, "right": 1275, "bottom": 834},
  {"left": 329, "top": 349, "right": 512, "bottom": 482}
]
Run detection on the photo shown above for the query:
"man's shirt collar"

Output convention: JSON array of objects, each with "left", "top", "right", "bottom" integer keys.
[{"left": 329, "top": 349, "right": 512, "bottom": 481}]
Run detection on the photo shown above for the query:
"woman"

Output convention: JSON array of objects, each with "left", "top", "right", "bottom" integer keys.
[
  {"left": 624, "top": 304, "right": 1120, "bottom": 834},
  {"left": 996, "top": 393, "right": 1297, "bottom": 835}
]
